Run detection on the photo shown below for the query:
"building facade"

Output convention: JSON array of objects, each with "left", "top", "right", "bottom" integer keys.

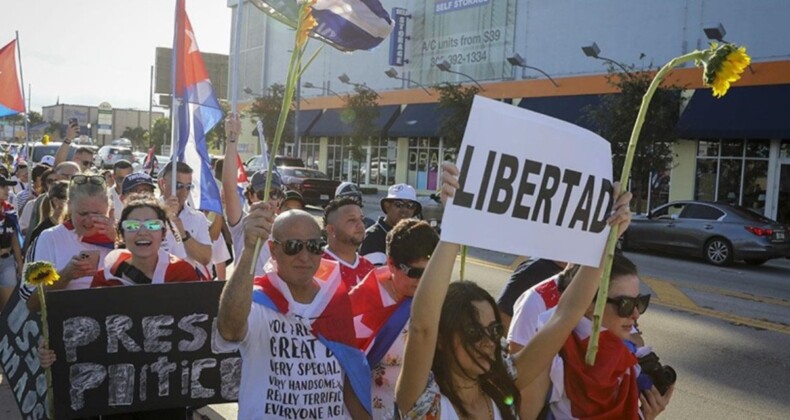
[
  {"left": 41, "top": 104, "right": 164, "bottom": 147},
  {"left": 228, "top": 0, "right": 790, "bottom": 224}
]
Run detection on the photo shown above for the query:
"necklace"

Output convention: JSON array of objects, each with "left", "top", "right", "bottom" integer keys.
[{"left": 452, "top": 389, "right": 494, "bottom": 420}]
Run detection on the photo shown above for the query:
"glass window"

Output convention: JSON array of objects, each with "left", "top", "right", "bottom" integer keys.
[
  {"left": 697, "top": 141, "right": 719, "bottom": 157},
  {"left": 745, "top": 140, "right": 770, "bottom": 158},
  {"left": 695, "top": 160, "right": 718, "bottom": 201},
  {"left": 720, "top": 139, "right": 744, "bottom": 157},
  {"left": 407, "top": 137, "right": 441, "bottom": 190},
  {"left": 741, "top": 160, "right": 768, "bottom": 213},
  {"left": 780, "top": 140, "right": 790, "bottom": 159},
  {"left": 365, "top": 138, "right": 397, "bottom": 186},
  {"left": 716, "top": 159, "right": 743, "bottom": 203},
  {"left": 679, "top": 204, "right": 724, "bottom": 220},
  {"left": 694, "top": 139, "right": 769, "bottom": 215},
  {"left": 651, "top": 202, "right": 685, "bottom": 219},
  {"left": 298, "top": 138, "right": 320, "bottom": 170}
]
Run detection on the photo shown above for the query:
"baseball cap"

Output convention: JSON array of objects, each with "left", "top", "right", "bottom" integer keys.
[
  {"left": 250, "top": 170, "right": 283, "bottom": 192},
  {"left": 380, "top": 183, "right": 421, "bottom": 214},
  {"left": 282, "top": 190, "right": 306, "bottom": 208},
  {"left": 0, "top": 175, "right": 18, "bottom": 187},
  {"left": 40, "top": 155, "right": 55, "bottom": 167},
  {"left": 122, "top": 172, "right": 155, "bottom": 195},
  {"left": 335, "top": 182, "right": 363, "bottom": 206}
]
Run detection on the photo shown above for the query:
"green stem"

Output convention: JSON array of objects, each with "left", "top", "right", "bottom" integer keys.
[
  {"left": 459, "top": 245, "right": 468, "bottom": 281},
  {"left": 585, "top": 51, "right": 704, "bottom": 365},
  {"left": 38, "top": 287, "right": 54, "bottom": 419}
]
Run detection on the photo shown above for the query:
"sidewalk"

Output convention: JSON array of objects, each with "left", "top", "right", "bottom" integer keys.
[{"left": 0, "top": 373, "right": 22, "bottom": 420}]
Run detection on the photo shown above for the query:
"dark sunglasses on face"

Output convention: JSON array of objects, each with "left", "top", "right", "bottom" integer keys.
[
  {"left": 464, "top": 322, "right": 504, "bottom": 344},
  {"left": 392, "top": 200, "right": 418, "bottom": 210},
  {"left": 272, "top": 238, "right": 325, "bottom": 256},
  {"left": 255, "top": 188, "right": 285, "bottom": 201},
  {"left": 71, "top": 174, "right": 106, "bottom": 186},
  {"left": 175, "top": 182, "right": 194, "bottom": 191},
  {"left": 398, "top": 263, "right": 425, "bottom": 279},
  {"left": 606, "top": 294, "right": 651, "bottom": 317},
  {"left": 121, "top": 219, "right": 165, "bottom": 232}
]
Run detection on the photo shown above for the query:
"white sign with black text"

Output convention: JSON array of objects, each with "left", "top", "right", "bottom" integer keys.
[{"left": 441, "top": 96, "right": 614, "bottom": 267}]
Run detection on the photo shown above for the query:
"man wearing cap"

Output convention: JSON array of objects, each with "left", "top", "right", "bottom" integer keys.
[
  {"left": 15, "top": 164, "right": 47, "bottom": 219},
  {"left": 280, "top": 190, "right": 305, "bottom": 212},
  {"left": 323, "top": 196, "right": 375, "bottom": 289},
  {"left": 359, "top": 184, "right": 421, "bottom": 266},
  {"left": 335, "top": 182, "right": 374, "bottom": 228},
  {"left": 222, "top": 115, "right": 286, "bottom": 276},
  {"left": 11, "top": 161, "right": 28, "bottom": 197},
  {"left": 158, "top": 161, "right": 213, "bottom": 275},
  {"left": 39, "top": 155, "right": 55, "bottom": 168},
  {"left": 108, "top": 160, "right": 134, "bottom": 221},
  {"left": 120, "top": 172, "right": 156, "bottom": 199}
]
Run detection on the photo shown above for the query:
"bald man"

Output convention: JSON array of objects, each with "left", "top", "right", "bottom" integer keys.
[{"left": 216, "top": 207, "right": 372, "bottom": 419}]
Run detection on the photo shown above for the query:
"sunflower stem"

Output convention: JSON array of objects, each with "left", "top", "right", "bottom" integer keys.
[
  {"left": 38, "top": 286, "right": 54, "bottom": 419},
  {"left": 585, "top": 50, "right": 704, "bottom": 365},
  {"left": 459, "top": 245, "right": 468, "bottom": 281}
]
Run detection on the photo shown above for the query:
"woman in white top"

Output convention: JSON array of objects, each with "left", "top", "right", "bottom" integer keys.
[{"left": 395, "top": 163, "right": 633, "bottom": 419}]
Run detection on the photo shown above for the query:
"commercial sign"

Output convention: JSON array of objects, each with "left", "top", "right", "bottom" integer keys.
[
  {"left": 388, "top": 8, "right": 409, "bottom": 66},
  {"left": 97, "top": 102, "right": 113, "bottom": 136},
  {"left": 435, "top": 0, "right": 491, "bottom": 14}
]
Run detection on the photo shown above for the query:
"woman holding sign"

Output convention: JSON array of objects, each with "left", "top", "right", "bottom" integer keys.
[{"left": 394, "top": 163, "right": 633, "bottom": 419}]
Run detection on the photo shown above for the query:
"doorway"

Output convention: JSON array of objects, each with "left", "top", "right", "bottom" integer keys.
[{"left": 777, "top": 164, "right": 790, "bottom": 224}]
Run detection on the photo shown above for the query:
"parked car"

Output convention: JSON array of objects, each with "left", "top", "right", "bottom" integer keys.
[
  {"left": 111, "top": 138, "right": 133, "bottom": 148},
  {"left": 279, "top": 167, "right": 340, "bottom": 206},
  {"left": 95, "top": 146, "right": 135, "bottom": 169},
  {"left": 30, "top": 142, "right": 79, "bottom": 164},
  {"left": 624, "top": 200, "right": 790, "bottom": 266},
  {"left": 245, "top": 155, "right": 306, "bottom": 177},
  {"left": 419, "top": 193, "right": 444, "bottom": 231}
]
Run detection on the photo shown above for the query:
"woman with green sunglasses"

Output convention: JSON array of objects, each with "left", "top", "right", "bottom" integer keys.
[{"left": 91, "top": 196, "right": 206, "bottom": 287}]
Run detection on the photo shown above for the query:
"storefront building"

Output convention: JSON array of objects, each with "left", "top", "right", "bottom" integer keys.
[{"left": 228, "top": 0, "right": 790, "bottom": 222}]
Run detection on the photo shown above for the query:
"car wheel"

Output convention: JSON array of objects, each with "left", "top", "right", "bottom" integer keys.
[
  {"left": 744, "top": 258, "right": 769, "bottom": 266},
  {"left": 704, "top": 237, "right": 733, "bottom": 266}
]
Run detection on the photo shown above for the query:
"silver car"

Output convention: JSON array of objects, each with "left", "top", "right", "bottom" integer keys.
[{"left": 624, "top": 200, "right": 790, "bottom": 266}]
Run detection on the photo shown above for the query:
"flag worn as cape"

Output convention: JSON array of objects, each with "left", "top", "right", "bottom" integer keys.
[
  {"left": 252, "top": 259, "right": 372, "bottom": 415},
  {"left": 172, "top": 0, "right": 223, "bottom": 214},
  {"left": 0, "top": 40, "right": 25, "bottom": 117}
]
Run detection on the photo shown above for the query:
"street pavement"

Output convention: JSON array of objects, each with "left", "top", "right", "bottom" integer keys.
[{"left": 4, "top": 191, "right": 789, "bottom": 418}]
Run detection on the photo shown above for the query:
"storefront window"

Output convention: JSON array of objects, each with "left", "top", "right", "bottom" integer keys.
[
  {"left": 695, "top": 160, "right": 717, "bottom": 201},
  {"left": 407, "top": 137, "right": 441, "bottom": 190},
  {"left": 299, "top": 138, "right": 320, "bottom": 170},
  {"left": 694, "top": 139, "right": 769, "bottom": 213},
  {"left": 365, "top": 138, "right": 397, "bottom": 186},
  {"left": 326, "top": 137, "right": 349, "bottom": 181}
]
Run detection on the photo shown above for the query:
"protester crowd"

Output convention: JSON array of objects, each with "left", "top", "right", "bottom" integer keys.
[{"left": 0, "top": 115, "right": 675, "bottom": 419}]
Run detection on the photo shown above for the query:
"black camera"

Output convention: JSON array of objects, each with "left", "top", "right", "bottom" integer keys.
[{"left": 637, "top": 351, "right": 676, "bottom": 395}]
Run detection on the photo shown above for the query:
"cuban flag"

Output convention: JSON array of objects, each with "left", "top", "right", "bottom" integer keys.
[
  {"left": 142, "top": 146, "right": 157, "bottom": 175},
  {"left": 253, "top": 0, "right": 393, "bottom": 52},
  {"left": 0, "top": 40, "right": 25, "bottom": 117},
  {"left": 252, "top": 259, "right": 372, "bottom": 415},
  {"left": 171, "top": 0, "right": 223, "bottom": 214}
]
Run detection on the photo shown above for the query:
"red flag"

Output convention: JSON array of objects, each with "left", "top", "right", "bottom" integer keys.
[
  {"left": 235, "top": 153, "right": 248, "bottom": 183},
  {"left": 0, "top": 40, "right": 24, "bottom": 117}
]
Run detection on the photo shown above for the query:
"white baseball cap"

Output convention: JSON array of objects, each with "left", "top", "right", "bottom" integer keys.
[
  {"left": 380, "top": 183, "right": 421, "bottom": 214},
  {"left": 40, "top": 155, "right": 55, "bottom": 167}
]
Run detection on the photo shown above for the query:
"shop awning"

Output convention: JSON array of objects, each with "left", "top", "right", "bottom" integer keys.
[
  {"left": 388, "top": 103, "right": 452, "bottom": 137},
  {"left": 297, "top": 109, "right": 322, "bottom": 136},
  {"left": 517, "top": 94, "right": 606, "bottom": 131},
  {"left": 676, "top": 84, "right": 790, "bottom": 139},
  {"left": 308, "top": 105, "right": 400, "bottom": 137}
]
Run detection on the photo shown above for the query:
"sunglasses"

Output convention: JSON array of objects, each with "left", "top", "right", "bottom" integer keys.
[
  {"left": 398, "top": 263, "right": 425, "bottom": 279},
  {"left": 464, "top": 322, "right": 504, "bottom": 344},
  {"left": 255, "top": 188, "right": 285, "bottom": 202},
  {"left": 392, "top": 200, "right": 418, "bottom": 210},
  {"left": 606, "top": 294, "right": 651, "bottom": 317},
  {"left": 176, "top": 182, "right": 194, "bottom": 191},
  {"left": 71, "top": 175, "right": 106, "bottom": 186},
  {"left": 272, "top": 238, "right": 325, "bottom": 256},
  {"left": 121, "top": 219, "right": 165, "bottom": 232}
]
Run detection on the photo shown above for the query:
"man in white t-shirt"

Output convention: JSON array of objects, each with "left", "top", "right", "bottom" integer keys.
[
  {"left": 157, "top": 161, "right": 212, "bottom": 275},
  {"left": 216, "top": 208, "right": 371, "bottom": 419},
  {"left": 108, "top": 159, "right": 133, "bottom": 221}
]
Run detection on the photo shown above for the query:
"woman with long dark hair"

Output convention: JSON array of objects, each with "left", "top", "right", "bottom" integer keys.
[{"left": 395, "top": 163, "right": 633, "bottom": 419}]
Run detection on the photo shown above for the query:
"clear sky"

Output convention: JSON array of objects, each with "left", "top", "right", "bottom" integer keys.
[{"left": 6, "top": 0, "right": 231, "bottom": 113}]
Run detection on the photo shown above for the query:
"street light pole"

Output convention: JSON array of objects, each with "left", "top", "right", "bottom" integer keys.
[
  {"left": 435, "top": 60, "right": 484, "bottom": 90},
  {"left": 294, "top": 76, "right": 300, "bottom": 158}
]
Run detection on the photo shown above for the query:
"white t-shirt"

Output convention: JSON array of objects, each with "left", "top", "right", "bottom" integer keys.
[
  {"left": 211, "top": 235, "right": 231, "bottom": 265},
  {"left": 33, "top": 224, "right": 111, "bottom": 290},
  {"left": 507, "top": 276, "right": 559, "bottom": 347},
  {"left": 19, "top": 199, "right": 34, "bottom": 232},
  {"left": 213, "top": 272, "right": 348, "bottom": 420},
  {"left": 229, "top": 210, "right": 271, "bottom": 276},
  {"left": 109, "top": 187, "right": 124, "bottom": 222},
  {"left": 161, "top": 202, "right": 211, "bottom": 273}
]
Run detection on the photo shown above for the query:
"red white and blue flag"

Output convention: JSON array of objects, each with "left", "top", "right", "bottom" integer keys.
[
  {"left": 142, "top": 146, "right": 157, "bottom": 175},
  {"left": 0, "top": 40, "right": 25, "bottom": 118},
  {"left": 171, "top": 0, "right": 223, "bottom": 214}
]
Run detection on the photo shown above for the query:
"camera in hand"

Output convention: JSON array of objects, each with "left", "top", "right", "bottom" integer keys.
[{"left": 637, "top": 351, "right": 676, "bottom": 395}]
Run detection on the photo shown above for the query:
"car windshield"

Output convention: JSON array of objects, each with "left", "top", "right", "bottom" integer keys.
[
  {"left": 282, "top": 168, "right": 328, "bottom": 179},
  {"left": 727, "top": 205, "right": 775, "bottom": 223},
  {"left": 32, "top": 145, "right": 61, "bottom": 162}
]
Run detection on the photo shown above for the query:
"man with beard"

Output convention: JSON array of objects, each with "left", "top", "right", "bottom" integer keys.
[
  {"left": 359, "top": 184, "right": 421, "bottom": 266},
  {"left": 323, "top": 196, "right": 375, "bottom": 290}
]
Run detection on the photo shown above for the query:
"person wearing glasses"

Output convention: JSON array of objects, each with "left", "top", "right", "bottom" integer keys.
[
  {"left": 222, "top": 114, "right": 286, "bottom": 276},
  {"left": 31, "top": 173, "right": 116, "bottom": 293},
  {"left": 157, "top": 161, "right": 213, "bottom": 278},
  {"left": 108, "top": 159, "right": 134, "bottom": 221},
  {"left": 359, "top": 183, "right": 422, "bottom": 266},
  {"left": 394, "top": 162, "right": 638, "bottom": 420},
  {"left": 349, "top": 218, "right": 439, "bottom": 420},
  {"left": 54, "top": 120, "right": 95, "bottom": 172},
  {"left": 216, "top": 208, "right": 371, "bottom": 419},
  {"left": 11, "top": 161, "right": 28, "bottom": 197},
  {"left": 23, "top": 180, "right": 68, "bottom": 260},
  {"left": 323, "top": 196, "right": 375, "bottom": 290},
  {"left": 15, "top": 163, "right": 48, "bottom": 222},
  {"left": 22, "top": 162, "right": 80, "bottom": 245}
]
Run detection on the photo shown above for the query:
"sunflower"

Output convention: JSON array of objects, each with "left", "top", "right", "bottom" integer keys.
[
  {"left": 701, "top": 43, "right": 751, "bottom": 98},
  {"left": 296, "top": 0, "right": 318, "bottom": 49},
  {"left": 24, "top": 261, "right": 60, "bottom": 287}
]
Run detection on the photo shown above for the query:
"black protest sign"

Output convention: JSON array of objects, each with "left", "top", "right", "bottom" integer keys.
[
  {"left": 0, "top": 285, "right": 48, "bottom": 419},
  {"left": 46, "top": 281, "right": 240, "bottom": 419}
]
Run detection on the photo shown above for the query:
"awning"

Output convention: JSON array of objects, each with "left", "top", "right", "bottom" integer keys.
[
  {"left": 297, "top": 109, "right": 322, "bottom": 136},
  {"left": 517, "top": 94, "right": 607, "bottom": 131},
  {"left": 676, "top": 84, "right": 790, "bottom": 139},
  {"left": 388, "top": 103, "right": 452, "bottom": 137},
  {"left": 308, "top": 105, "right": 400, "bottom": 137}
]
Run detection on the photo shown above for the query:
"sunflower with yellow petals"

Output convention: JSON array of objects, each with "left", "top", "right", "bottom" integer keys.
[
  {"left": 296, "top": 0, "right": 318, "bottom": 49},
  {"left": 24, "top": 261, "right": 60, "bottom": 287},
  {"left": 700, "top": 43, "right": 751, "bottom": 98}
]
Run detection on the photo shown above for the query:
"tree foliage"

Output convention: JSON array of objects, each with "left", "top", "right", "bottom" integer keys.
[
  {"left": 435, "top": 82, "right": 480, "bottom": 151},
  {"left": 121, "top": 126, "right": 148, "bottom": 151},
  {"left": 584, "top": 66, "right": 684, "bottom": 212},
  {"left": 344, "top": 85, "right": 380, "bottom": 184},
  {"left": 150, "top": 118, "right": 171, "bottom": 154},
  {"left": 207, "top": 100, "right": 230, "bottom": 152},
  {"left": 247, "top": 83, "right": 294, "bottom": 154}
]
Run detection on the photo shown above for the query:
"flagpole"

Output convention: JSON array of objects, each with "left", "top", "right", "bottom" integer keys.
[
  {"left": 15, "top": 31, "right": 30, "bottom": 148},
  {"left": 229, "top": 0, "right": 244, "bottom": 115},
  {"left": 170, "top": 0, "right": 180, "bottom": 195}
]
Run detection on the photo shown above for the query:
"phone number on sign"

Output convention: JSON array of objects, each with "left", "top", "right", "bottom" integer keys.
[{"left": 431, "top": 51, "right": 489, "bottom": 67}]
